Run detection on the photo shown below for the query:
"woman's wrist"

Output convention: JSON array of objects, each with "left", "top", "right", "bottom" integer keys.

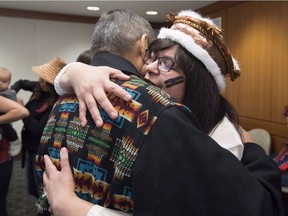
[
  {"left": 52, "top": 193, "right": 93, "bottom": 216},
  {"left": 87, "top": 205, "right": 133, "bottom": 216},
  {"left": 54, "top": 62, "right": 77, "bottom": 95}
]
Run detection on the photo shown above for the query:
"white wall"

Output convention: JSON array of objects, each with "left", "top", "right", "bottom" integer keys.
[{"left": 0, "top": 16, "right": 95, "bottom": 134}]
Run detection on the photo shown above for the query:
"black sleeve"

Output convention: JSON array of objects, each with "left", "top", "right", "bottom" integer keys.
[
  {"left": 132, "top": 107, "right": 284, "bottom": 216},
  {"left": 241, "top": 143, "right": 284, "bottom": 215},
  {"left": 11, "top": 79, "right": 38, "bottom": 93},
  {"left": 22, "top": 108, "right": 51, "bottom": 136}
]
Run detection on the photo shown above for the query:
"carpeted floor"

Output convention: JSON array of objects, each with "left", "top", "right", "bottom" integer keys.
[{"left": 6, "top": 155, "right": 38, "bottom": 216}]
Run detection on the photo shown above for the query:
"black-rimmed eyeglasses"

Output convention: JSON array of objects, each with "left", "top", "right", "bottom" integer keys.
[{"left": 143, "top": 49, "right": 176, "bottom": 72}]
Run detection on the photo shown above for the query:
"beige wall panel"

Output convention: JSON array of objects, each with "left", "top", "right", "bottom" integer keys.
[
  {"left": 271, "top": 136, "right": 288, "bottom": 154},
  {"left": 200, "top": 1, "right": 288, "bottom": 153},
  {"left": 226, "top": 1, "right": 288, "bottom": 124},
  {"left": 239, "top": 116, "right": 288, "bottom": 153}
]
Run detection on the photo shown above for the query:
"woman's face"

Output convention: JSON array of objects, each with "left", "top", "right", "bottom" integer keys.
[{"left": 141, "top": 46, "right": 186, "bottom": 102}]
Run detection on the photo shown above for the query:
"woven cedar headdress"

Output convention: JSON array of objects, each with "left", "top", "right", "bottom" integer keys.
[
  {"left": 32, "top": 57, "right": 66, "bottom": 85},
  {"left": 158, "top": 10, "right": 240, "bottom": 92}
]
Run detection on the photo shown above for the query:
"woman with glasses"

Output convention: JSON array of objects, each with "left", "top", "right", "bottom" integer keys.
[{"left": 140, "top": 37, "right": 244, "bottom": 160}]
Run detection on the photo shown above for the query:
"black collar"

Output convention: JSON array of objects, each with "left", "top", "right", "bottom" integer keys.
[{"left": 91, "top": 52, "right": 139, "bottom": 77}]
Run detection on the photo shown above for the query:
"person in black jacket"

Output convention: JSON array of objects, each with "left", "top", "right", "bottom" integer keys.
[
  {"left": 0, "top": 67, "right": 24, "bottom": 157},
  {"left": 0, "top": 96, "right": 29, "bottom": 216},
  {"left": 11, "top": 57, "right": 66, "bottom": 198}
]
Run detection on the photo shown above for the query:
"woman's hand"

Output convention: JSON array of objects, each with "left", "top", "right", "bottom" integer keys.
[
  {"left": 43, "top": 148, "right": 77, "bottom": 215},
  {"left": 57, "top": 63, "right": 132, "bottom": 127},
  {"left": 240, "top": 127, "right": 254, "bottom": 143},
  {"left": 43, "top": 147, "right": 93, "bottom": 216}
]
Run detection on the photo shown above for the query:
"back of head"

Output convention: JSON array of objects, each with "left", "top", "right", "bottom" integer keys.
[
  {"left": 91, "top": 9, "right": 155, "bottom": 57},
  {"left": 76, "top": 50, "right": 91, "bottom": 65}
]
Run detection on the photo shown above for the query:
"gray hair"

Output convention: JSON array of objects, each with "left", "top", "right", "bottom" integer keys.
[{"left": 91, "top": 9, "right": 155, "bottom": 56}]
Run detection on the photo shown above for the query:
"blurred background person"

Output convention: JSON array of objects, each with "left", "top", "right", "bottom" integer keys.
[
  {"left": 0, "top": 95, "right": 29, "bottom": 216},
  {"left": 11, "top": 57, "right": 66, "bottom": 198},
  {"left": 76, "top": 49, "right": 91, "bottom": 64},
  {"left": 0, "top": 67, "right": 23, "bottom": 157}
]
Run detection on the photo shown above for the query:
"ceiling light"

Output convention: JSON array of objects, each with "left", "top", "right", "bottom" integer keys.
[
  {"left": 87, "top": 6, "right": 100, "bottom": 11},
  {"left": 146, "top": 11, "right": 158, "bottom": 16}
]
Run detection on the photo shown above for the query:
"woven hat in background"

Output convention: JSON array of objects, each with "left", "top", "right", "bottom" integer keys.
[{"left": 32, "top": 57, "right": 67, "bottom": 85}]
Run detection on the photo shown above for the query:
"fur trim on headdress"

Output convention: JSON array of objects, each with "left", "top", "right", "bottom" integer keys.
[
  {"left": 178, "top": 10, "right": 213, "bottom": 25},
  {"left": 159, "top": 10, "right": 241, "bottom": 92}
]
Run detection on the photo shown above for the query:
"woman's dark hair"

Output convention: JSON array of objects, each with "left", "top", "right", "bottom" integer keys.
[
  {"left": 148, "top": 38, "right": 240, "bottom": 134},
  {"left": 33, "top": 82, "right": 59, "bottom": 106},
  {"left": 76, "top": 50, "right": 92, "bottom": 65}
]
